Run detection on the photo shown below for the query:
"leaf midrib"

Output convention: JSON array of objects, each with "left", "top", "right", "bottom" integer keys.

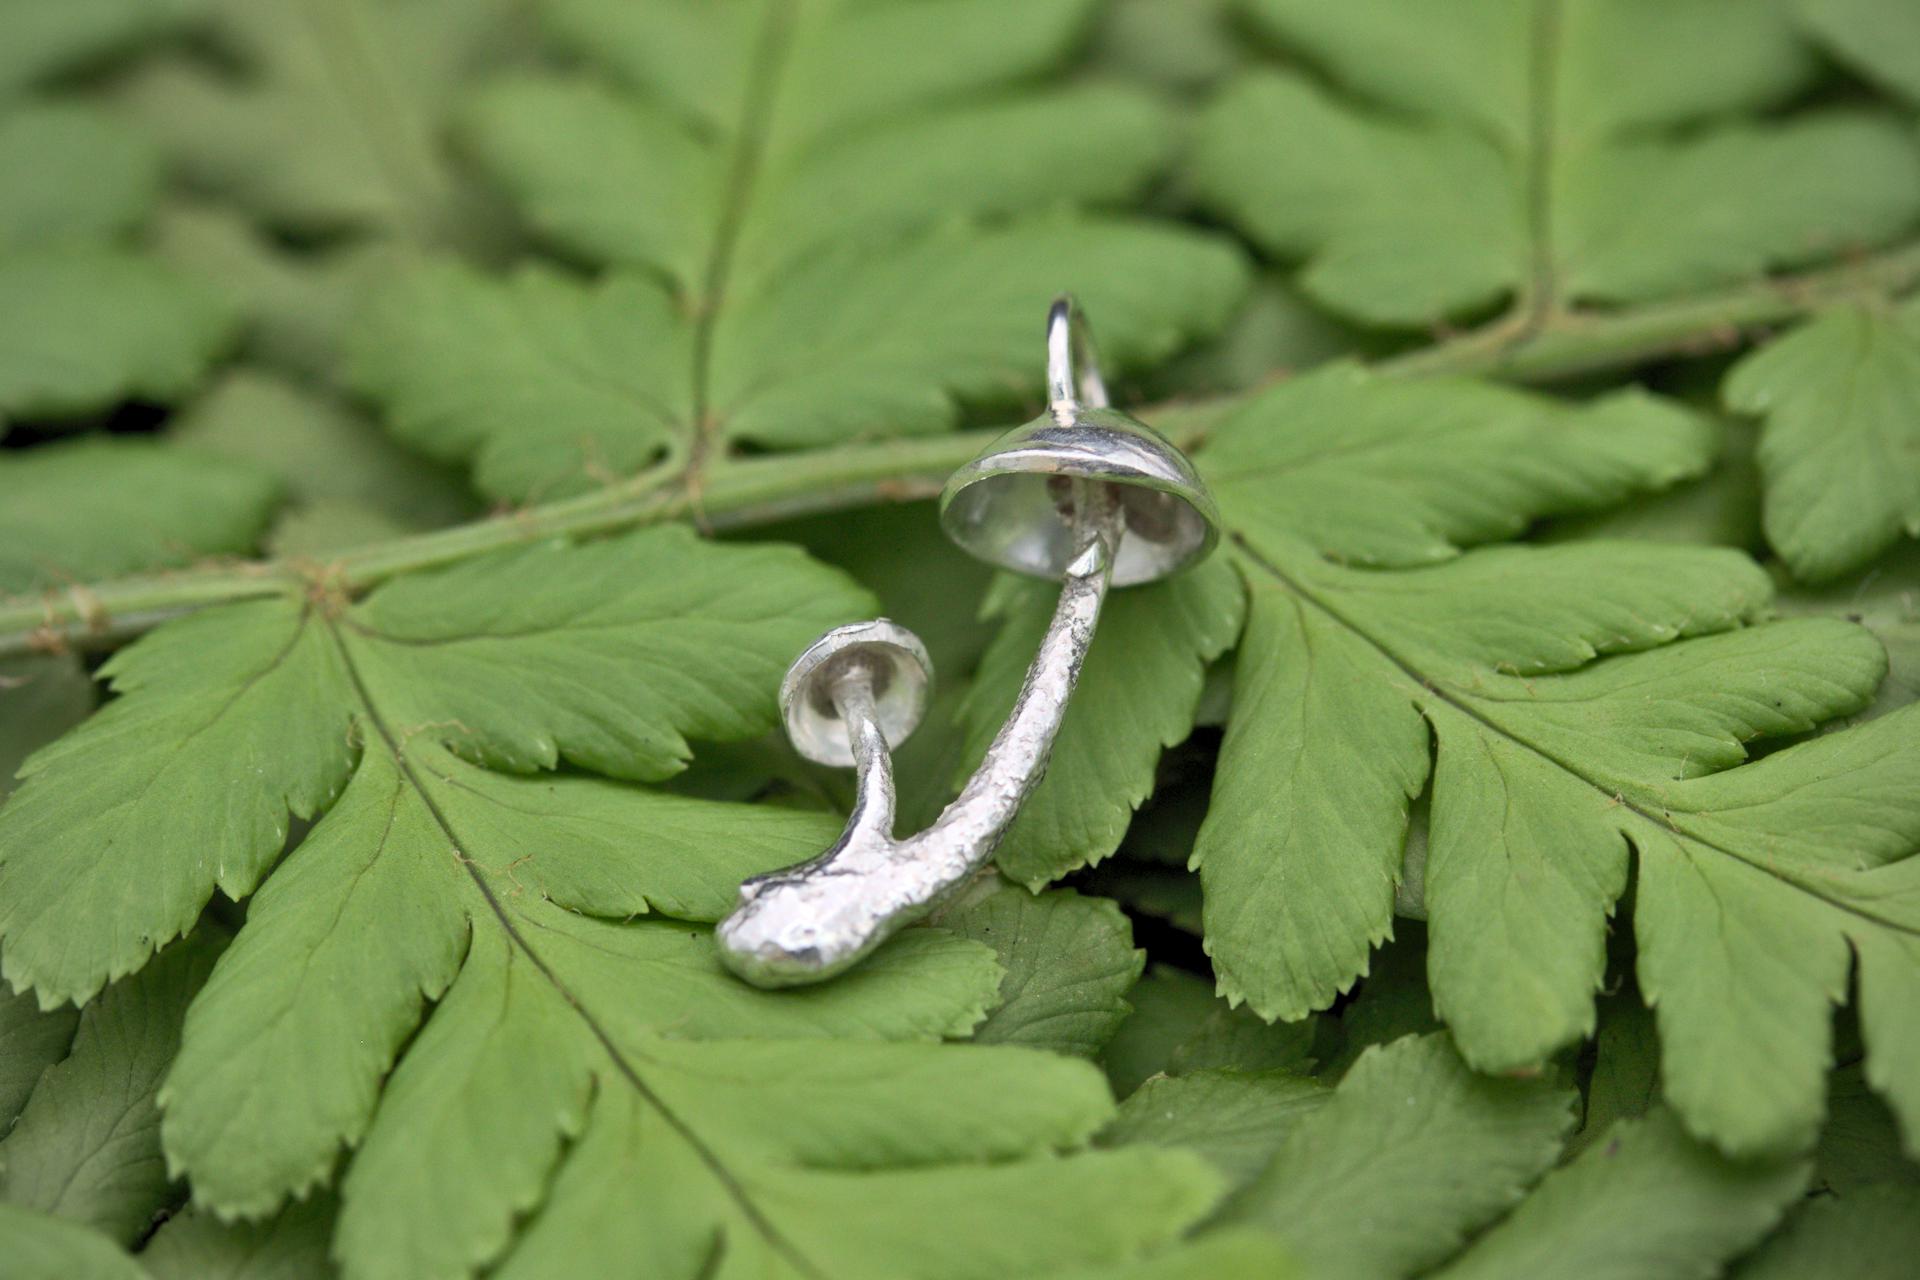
[
  {"left": 1232, "top": 536, "right": 1920, "bottom": 943},
  {"left": 320, "top": 614, "right": 829, "bottom": 1280},
  {"left": 1519, "top": 0, "right": 1563, "bottom": 325},
  {"left": 297, "top": 0, "right": 449, "bottom": 244},
  {"left": 687, "top": 0, "right": 799, "bottom": 474}
]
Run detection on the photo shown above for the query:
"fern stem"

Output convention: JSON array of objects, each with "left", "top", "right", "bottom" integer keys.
[
  {"left": 1381, "top": 238, "right": 1920, "bottom": 380},
  {"left": 8, "top": 236, "right": 1920, "bottom": 659}
]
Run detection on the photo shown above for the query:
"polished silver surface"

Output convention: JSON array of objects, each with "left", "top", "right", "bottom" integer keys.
[
  {"left": 780, "top": 619, "right": 931, "bottom": 767},
  {"left": 717, "top": 504, "right": 1114, "bottom": 987},
  {"left": 940, "top": 299, "right": 1221, "bottom": 587},
  {"left": 717, "top": 296, "right": 1221, "bottom": 988}
]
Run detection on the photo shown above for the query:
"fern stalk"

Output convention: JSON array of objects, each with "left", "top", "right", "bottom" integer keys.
[{"left": 7, "top": 233, "right": 1920, "bottom": 661}]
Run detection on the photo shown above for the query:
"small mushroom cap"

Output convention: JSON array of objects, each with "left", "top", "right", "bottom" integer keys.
[
  {"left": 779, "top": 619, "right": 933, "bottom": 767},
  {"left": 939, "top": 406, "right": 1221, "bottom": 586}
]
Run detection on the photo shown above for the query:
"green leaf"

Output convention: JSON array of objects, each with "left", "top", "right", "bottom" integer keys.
[
  {"left": 1726, "top": 299, "right": 1920, "bottom": 580},
  {"left": 0, "top": 657, "right": 88, "bottom": 1147},
  {"left": 1815, "top": 1063, "right": 1920, "bottom": 1194},
  {"left": 115, "top": 0, "right": 523, "bottom": 243},
  {"left": 0, "top": 597, "right": 354, "bottom": 1007},
  {"left": 1165, "top": 1000, "right": 1315, "bottom": 1079},
  {"left": 960, "top": 556, "right": 1245, "bottom": 885},
  {"left": 1796, "top": 0, "right": 1920, "bottom": 105},
  {"left": 474, "top": 0, "right": 1160, "bottom": 285},
  {"left": 1100, "top": 1069, "right": 1329, "bottom": 1190},
  {"left": 11, "top": 1, "right": 1920, "bottom": 1267},
  {"left": 1194, "top": 0, "right": 1920, "bottom": 326},
  {"left": 0, "top": 102, "right": 158, "bottom": 249},
  {"left": 1038, "top": 1231, "right": 1300, "bottom": 1280},
  {"left": 0, "top": 983, "right": 75, "bottom": 1132},
  {"left": 1318, "top": 922, "right": 1441, "bottom": 1078},
  {"left": 0, "top": 931, "right": 219, "bottom": 1245},
  {"left": 0, "top": 528, "right": 873, "bottom": 1004},
  {"left": 766, "top": 501, "right": 999, "bottom": 684},
  {"left": 1565, "top": 993, "right": 1662, "bottom": 1160},
  {"left": 0, "top": 250, "right": 235, "bottom": 423},
  {"left": 1775, "top": 545, "right": 1920, "bottom": 719},
  {"left": 352, "top": 0, "right": 1249, "bottom": 499},
  {"left": 170, "top": 370, "right": 476, "bottom": 545},
  {"left": 0, "top": 1203, "right": 146, "bottom": 1280},
  {"left": 1184, "top": 364, "right": 1920, "bottom": 1155},
  {"left": 149, "top": 201, "right": 388, "bottom": 382},
  {"left": 1546, "top": 415, "right": 1761, "bottom": 553},
  {"left": 1213, "top": 1033, "right": 1573, "bottom": 1280},
  {"left": 263, "top": 502, "right": 413, "bottom": 559},
  {"left": 0, "top": 656, "right": 93, "bottom": 802},
  {"left": 1432, "top": 1109, "right": 1806, "bottom": 1280},
  {"left": 1096, "top": 960, "right": 1322, "bottom": 1105},
  {"left": 0, "top": 438, "right": 278, "bottom": 592},
  {"left": 1193, "top": 368, "right": 1721, "bottom": 1027},
  {"left": 1733, "top": 1184, "right": 1920, "bottom": 1280},
  {"left": 1149, "top": 273, "right": 1365, "bottom": 400},
  {"left": 0, "top": 0, "right": 202, "bottom": 96},
  {"left": 0, "top": 44, "right": 233, "bottom": 432},
  {"left": 937, "top": 880, "right": 1145, "bottom": 1059},
  {"left": 0, "top": 526, "right": 1231, "bottom": 1277},
  {"left": 478, "top": 1027, "right": 1220, "bottom": 1280},
  {"left": 1088, "top": 0, "right": 1250, "bottom": 98},
  {"left": 1202, "top": 364, "right": 1718, "bottom": 567},
  {"left": 1102, "top": 966, "right": 1223, "bottom": 1098},
  {"left": 347, "top": 261, "right": 693, "bottom": 499},
  {"left": 466, "top": 72, "right": 1166, "bottom": 288},
  {"left": 0, "top": 955, "right": 331, "bottom": 1276},
  {"left": 1634, "top": 707, "right": 1920, "bottom": 1156},
  {"left": 142, "top": 1196, "right": 337, "bottom": 1280},
  {"left": 314, "top": 926, "right": 1140, "bottom": 1279},
  {"left": 353, "top": 222, "right": 1248, "bottom": 500}
]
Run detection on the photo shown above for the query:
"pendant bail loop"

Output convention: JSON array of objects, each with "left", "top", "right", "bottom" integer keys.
[{"left": 1046, "top": 294, "right": 1109, "bottom": 415}]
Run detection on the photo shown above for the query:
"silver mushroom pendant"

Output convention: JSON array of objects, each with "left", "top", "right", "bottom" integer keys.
[{"left": 717, "top": 296, "right": 1222, "bottom": 988}]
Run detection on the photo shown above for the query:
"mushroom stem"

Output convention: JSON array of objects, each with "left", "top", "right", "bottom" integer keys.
[
  {"left": 715, "top": 482, "right": 1122, "bottom": 988},
  {"left": 832, "top": 666, "right": 897, "bottom": 846},
  {"left": 718, "top": 296, "right": 1214, "bottom": 989},
  {"left": 918, "top": 479, "right": 1118, "bottom": 858}
]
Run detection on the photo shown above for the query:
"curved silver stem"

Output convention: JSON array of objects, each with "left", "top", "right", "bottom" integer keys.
[
  {"left": 716, "top": 484, "right": 1120, "bottom": 988},
  {"left": 716, "top": 295, "right": 1157, "bottom": 989},
  {"left": 922, "top": 486, "right": 1114, "bottom": 854},
  {"left": 834, "top": 670, "right": 896, "bottom": 847}
]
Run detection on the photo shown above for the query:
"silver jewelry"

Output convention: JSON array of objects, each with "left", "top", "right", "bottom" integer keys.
[{"left": 716, "top": 296, "right": 1222, "bottom": 988}]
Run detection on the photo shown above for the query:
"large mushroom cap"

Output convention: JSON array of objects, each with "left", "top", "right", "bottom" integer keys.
[
  {"left": 938, "top": 405, "right": 1221, "bottom": 587},
  {"left": 779, "top": 619, "right": 932, "bottom": 767}
]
